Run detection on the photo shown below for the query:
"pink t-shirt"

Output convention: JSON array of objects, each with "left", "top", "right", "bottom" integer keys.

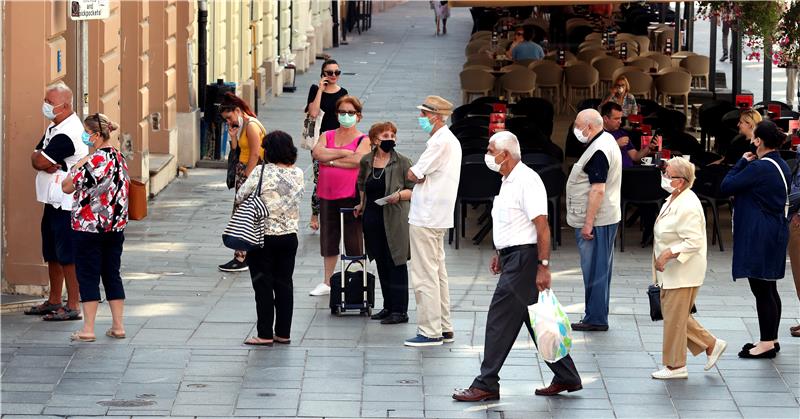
[{"left": 317, "top": 130, "right": 365, "bottom": 200}]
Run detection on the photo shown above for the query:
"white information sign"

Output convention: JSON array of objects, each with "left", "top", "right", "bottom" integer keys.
[{"left": 69, "top": 0, "right": 110, "bottom": 21}]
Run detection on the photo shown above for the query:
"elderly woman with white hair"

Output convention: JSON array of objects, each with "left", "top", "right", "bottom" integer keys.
[{"left": 651, "top": 157, "right": 726, "bottom": 379}]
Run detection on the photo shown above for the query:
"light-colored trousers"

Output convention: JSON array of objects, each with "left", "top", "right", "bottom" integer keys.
[
  {"left": 409, "top": 225, "right": 453, "bottom": 338},
  {"left": 661, "top": 286, "right": 716, "bottom": 368}
]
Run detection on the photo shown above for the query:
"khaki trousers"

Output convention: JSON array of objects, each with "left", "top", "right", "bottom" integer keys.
[
  {"left": 661, "top": 287, "right": 716, "bottom": 368},
  {"left": 409, "top": 225, "right": 452, "bottom": 338},
  {"left": 788, "top": 220, "right": 800, "bottom": 300}
]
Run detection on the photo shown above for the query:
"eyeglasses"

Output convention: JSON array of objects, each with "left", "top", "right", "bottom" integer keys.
[
  {"left": 615, "top": 84, "right": 626, "bottom": 88},
  {"left": 515, "top": 32, "right": 523, "bottom": 36},
  {"left": 660, "top": 169, "right": 686, "bottom": 180},
  {"left": 337, "top": 110, "right": 358, "bottom": 116},
  {"left": 324, "top": 70, "right": 342, "bottom": 77}
]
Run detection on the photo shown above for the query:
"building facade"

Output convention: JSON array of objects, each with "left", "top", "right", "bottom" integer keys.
[{"left": 1, "top": 0, "right": 400, "bottom": 295}]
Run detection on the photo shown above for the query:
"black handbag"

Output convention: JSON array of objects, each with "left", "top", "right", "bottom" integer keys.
[
  {"left": 647, "top": 284, "right": 697, "bottom": 321},
  {"left": 226, "top": 146, "right": 240, "bottom": 190}
]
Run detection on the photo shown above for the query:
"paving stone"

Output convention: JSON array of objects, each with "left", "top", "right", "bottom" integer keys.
[
  {"left": 170, "top": 404, "right": 234, "bottom": 416},
  {"left": 297, "top": 400, "right": 361, "bottom": 417},
  {"left": 0, "top": 403, "right": 46, "bottom": 415}
]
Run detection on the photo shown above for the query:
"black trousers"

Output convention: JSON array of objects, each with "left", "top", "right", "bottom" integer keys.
[
  {"left": 364, "top": 211, "right": 408, "bottom": 314},
  {"left": 74, "top": 230, "right": 125, "bottom": 302},
  {"left": 748, "top": 278, "right": 782, "bottom": 341},
  {"left": 246, "top": 234, "right": 298, "bottom": 339},
  {"left": 472, "top": 246, "right": 581, "bottom": 393}
]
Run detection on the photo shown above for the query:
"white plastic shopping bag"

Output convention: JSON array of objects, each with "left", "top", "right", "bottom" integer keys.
[{"left": 528, "top": 289, "right": 572, "bottom": 362}]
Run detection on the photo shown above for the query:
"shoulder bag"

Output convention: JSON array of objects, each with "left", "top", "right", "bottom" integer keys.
[
  {"left": 222, "top": 164, "right": 269, "bottom": 251},
  {"left": 301, "top": 110, "right": 324, "bottom": 150}
]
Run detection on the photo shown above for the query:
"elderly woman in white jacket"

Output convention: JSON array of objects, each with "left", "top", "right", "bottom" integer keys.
[{"left": 651, "top": 158, "right": 726, "bottom": 380}]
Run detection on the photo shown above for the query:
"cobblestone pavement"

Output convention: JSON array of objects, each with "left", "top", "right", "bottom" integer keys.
[{"left": 2, "top": 3, "right": 798, "bottom": 418}]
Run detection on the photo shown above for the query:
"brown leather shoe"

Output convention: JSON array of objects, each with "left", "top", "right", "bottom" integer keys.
[
  {"left": 452, "top": 387, "right": 500, "bottom": 402},
  {"left": 534, "top": 382, "right": 582, "bottom": 396}
]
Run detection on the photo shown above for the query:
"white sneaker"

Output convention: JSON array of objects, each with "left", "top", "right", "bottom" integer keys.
[
  {"left": 651, "top": 366, "right": 688, "bottom": 380},
  {"left": 704, "top": 339, "right": 727, "bottom": 371},
  {"left": 309, "top": 283, "right": 331, "bottom": 296}
]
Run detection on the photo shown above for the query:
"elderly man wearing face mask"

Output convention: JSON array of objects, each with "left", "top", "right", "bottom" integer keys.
[
  {"left": 404, "top": 96, "right": 462, "bottom": 347},
  {"left": 27, "top": 82, "right": 89, "bottom": 321},
  {"left": 566, "top": 109, "right": 622, "bottom": 332}
]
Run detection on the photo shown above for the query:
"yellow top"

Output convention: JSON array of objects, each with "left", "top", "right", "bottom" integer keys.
[{"left": 238, "top": 116, "right": 266, "bottom": 164}]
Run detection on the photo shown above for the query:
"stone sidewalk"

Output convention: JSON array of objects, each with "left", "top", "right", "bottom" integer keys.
[{"left": 2, "top": 2, "right": 799, "bottom": 418}]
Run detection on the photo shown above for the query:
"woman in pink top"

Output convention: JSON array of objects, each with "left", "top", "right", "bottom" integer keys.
[{"left": 309, "top": 96, "right": 372, "bottom": 296}]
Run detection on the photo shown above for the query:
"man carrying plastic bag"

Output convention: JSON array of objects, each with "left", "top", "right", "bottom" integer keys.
[
  {"left": 453, "top": 132, "right": 582, "bottom": 402},
  {"left": 530, "top": 289, "right": 573, "bottom": 362}
]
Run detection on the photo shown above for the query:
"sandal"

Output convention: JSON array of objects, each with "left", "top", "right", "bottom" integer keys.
[
  {"left": 42, "top": 308, "right": 82, "bottom": 321},
  {"left": 105, "top": 329, "right": 126, "bottom": 339},
  {"left": 70, "top": 331, "right": 96, "bottom": 342},
  {"left": 274, "top": 336, "right": 291, "bottom": 344},
  {"left": 24, "top": 301, "right": 62, "bottom": 315},
  {"left": 243, "top": 336, "right": 273, "bottom": 346}
]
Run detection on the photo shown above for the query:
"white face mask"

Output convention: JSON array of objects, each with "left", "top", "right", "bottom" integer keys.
[
  {"left": 237, "top": 116, "right": 244, "bottom": 130},
  {"left": 661, "top": 176, "right": 676, "bottom": 193},
  {"left": 484, "top": 153, "right": 504, "bottom": 172},
  {"left": 573, "top": 127, "right": 589, "bottom": 144}
]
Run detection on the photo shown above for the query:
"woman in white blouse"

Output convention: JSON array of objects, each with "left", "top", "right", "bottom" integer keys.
[
  {"left": 651, "top": 158, "right": 726, "bottom": 379},
  {"left": 236, "top": 131, "right": 304, "bottom": 346}
]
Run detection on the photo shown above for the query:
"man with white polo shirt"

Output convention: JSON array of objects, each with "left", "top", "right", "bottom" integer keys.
[
  {"left": 26, "top": 82, "right": 88, "bottom": 321},
  {"left": 404, "top": 95, "right": 462, "bottom": 347},
  {"left": 453, "top": 132, "right": 582, "bottom": 401}
]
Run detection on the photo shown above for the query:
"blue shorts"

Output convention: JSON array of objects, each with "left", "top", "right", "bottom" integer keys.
[{"left": 41, "top": 204, "right": 76, "bottom": 265}]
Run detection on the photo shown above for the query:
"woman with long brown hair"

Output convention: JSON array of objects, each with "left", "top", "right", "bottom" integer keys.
[{"left": 218, "top": 92, "right": 267, "bottom": 272}]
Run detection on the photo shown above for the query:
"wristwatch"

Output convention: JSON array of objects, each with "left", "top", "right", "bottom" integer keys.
[{"left": 538, "top": 259, "right": 550, "bottom": 267}]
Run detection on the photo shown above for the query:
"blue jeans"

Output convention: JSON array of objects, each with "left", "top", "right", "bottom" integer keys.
[{"left": 575, "top": 224, "right": 618, "bottom": 326}]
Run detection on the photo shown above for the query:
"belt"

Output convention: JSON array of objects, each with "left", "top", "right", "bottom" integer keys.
[{"left": 498, "top": 244, "right": 536, "bottom": 256}]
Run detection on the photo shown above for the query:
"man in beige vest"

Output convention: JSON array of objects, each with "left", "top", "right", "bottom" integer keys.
[{"left": 566, "top": 109, "right": 622, "bottom": 332}]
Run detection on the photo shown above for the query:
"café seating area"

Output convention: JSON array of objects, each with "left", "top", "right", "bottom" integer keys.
[{"left": 450, "top": 4, "right": 800, "bottom": 254}]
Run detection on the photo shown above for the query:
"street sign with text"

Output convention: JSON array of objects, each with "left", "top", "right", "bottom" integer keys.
[{"left": 69, "top": 0, "right": 110, "bottom": 21}]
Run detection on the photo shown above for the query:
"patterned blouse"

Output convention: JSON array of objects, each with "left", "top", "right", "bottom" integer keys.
[
  {"left": 602, "top": 92, "right": 638, "bottom": 117},
  {"left": 235, "top": 163, "right": 304, "bottom": 236},
  {"left": 70, "top": 147, "right": 130, "bottom": 233}
]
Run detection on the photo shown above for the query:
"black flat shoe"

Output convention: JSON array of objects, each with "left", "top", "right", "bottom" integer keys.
[
  {"left": 370, "top": 309, "right": 390, "bottom": 320},
  {"left": 380, "top": 313, "right": 409, "bottom": 324},
  {"left": 738, "top": 347, "right": 777, "bottom": 359}
]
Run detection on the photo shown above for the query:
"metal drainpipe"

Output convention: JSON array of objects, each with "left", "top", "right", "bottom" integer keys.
[
  {"left": 198, "top": 0, "right": 208, "bottom": 111},
  {"left": 332, "top": 0, "right": 339, "bottom": 47}
]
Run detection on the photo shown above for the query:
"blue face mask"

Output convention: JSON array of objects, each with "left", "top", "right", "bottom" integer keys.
[
  {"left": 81, "top": 131, "right": 94, "bottom": 147},
  {"left": 418, "top": 116, "right": 434, "bottom": 134}
]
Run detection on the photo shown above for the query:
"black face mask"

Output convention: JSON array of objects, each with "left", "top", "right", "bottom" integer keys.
[{"left": 379, "top": 140, "right": 396, "bottom": 153}]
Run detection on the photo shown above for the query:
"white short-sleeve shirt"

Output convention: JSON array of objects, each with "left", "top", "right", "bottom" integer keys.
[{"left": 491, "top": 162, "right": 549, "bottom": 249}]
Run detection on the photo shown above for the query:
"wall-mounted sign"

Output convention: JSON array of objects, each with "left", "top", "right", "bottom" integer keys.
[{"left": 69, "top": 0, "right": 110, "bottom": 20}]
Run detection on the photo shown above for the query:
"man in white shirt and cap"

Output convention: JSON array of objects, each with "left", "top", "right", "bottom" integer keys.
[
  {"left": 452, "top": 131, "right": 582, "bottom": 401},
  {"left": 566, "top": 109, "right": 622, "bottom": 332},
  {"left": 26, "top": 82, "right": 88, "bottom": 321},
  {"left": 404, "top": 95, "right": 462, "bottom": 347}
]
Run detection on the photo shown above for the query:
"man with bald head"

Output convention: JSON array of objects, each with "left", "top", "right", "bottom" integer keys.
[
  {"left": 566, "top": 109, "right": 622, "bottom": 332},
  {"left": 27, "top": 82, "right": 88, "bottom": 321}
]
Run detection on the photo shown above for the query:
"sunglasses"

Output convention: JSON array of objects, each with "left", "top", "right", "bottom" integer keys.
[
  {"left": 324, "top": 70, "right": 342, "bottom": 77},
  {"left": 615, "top": 85, "right": 626, "bottom": 88},
  {"left": 337, "top": 110, "right": 358, "bottom": 116}
]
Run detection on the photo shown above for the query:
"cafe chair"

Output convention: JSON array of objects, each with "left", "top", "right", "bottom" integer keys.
[
  {"left": 699, "top": 100, "right": 737, "bottom": 151},
  {"left": 565, "top": 63, "right": 599, "bottom": 112},
  {"left": 545, "top": 50, "right": 578, "bottom": 66},
  {"left": 619, "top": 167, "right": 669, "bottom": 252},
  {"left": 471, "top": 96, "right": 505, "bottom": 106},
  {"left": 628, "top": 56, "right": 659, "bottom": 72},
  {"left": 529, "top": 60, "right": 564, "bottom": 113},
  {"left": 462, "top": 64, "right": 493, "bottom": 72},
  {"left": 633, "top": 35, "right": 651, "bottom": 53},
  {"left": 451, "top": 103, "right": 493, "bottom": 124},
  {"left": 510, "top": 97, "right": 555, "bottom": 138},
  {"left": 464, "top": 53, "right": 495, "bottom": 68},
  {"left": 451, "top": 115, "right": 489, "bottom": 135},
  {"left": 656, "top": 71, "right": 692, "bottom": 116},
  {"left": 656, "top": 66, "right": 690, "bottom": 76},
  {"left": 465, "top": 40, "right": 491, "bottom": 56},
  {"left": 522, "top": 152, "right": 560, "bottom": 171},
  {"left": 593, "top": 56, "right": 625, "bottom": 93},
  {"left": 458, "top": 135, "right": 491, "bottom": 157},
  {"left": 579, "top": 40, "right": 603, "bottom": 52},
  {"left": 501, "top": 64, "right": 529, "bottom": 72},
  {"left": 670, "top": 51, "right": 696, "bottom": 67},
  {"left": 692, "top": 164, "right": 732, "bottom": 251},
  {"left": 625, "top": 70, "right": 654, "bottom": 100},
  {"left": 535, "top": 165, "right": 567, "bottom": 249},
  {"left": 470, "top": 30, "right": 492, "bottom": 41},
  {"left": 577, "top": 49, "right": 608, "bottom": 64},
  {"left": 612, "top": 66, "right": 644, "bottom": 84},
  {"left": 641, "top": 51, "right": 672, "bottom": 70},
  {"left": 585, "top": 32, "right": 602, "bottom": 41},
  {"left": 680, "top": 55, "right": 710, "bottom": 89},
  {"left": 499, "top": 69, "right": 537, "bottom": 103},
  {"left": 460, "top": 69, "right": 495, "bottom": 105},
  {"left": 451, "top": 156, "right": 502, "bottom": 249},
  {"left": 515, "top": 58, "right": 539, "bottom": 68}
]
